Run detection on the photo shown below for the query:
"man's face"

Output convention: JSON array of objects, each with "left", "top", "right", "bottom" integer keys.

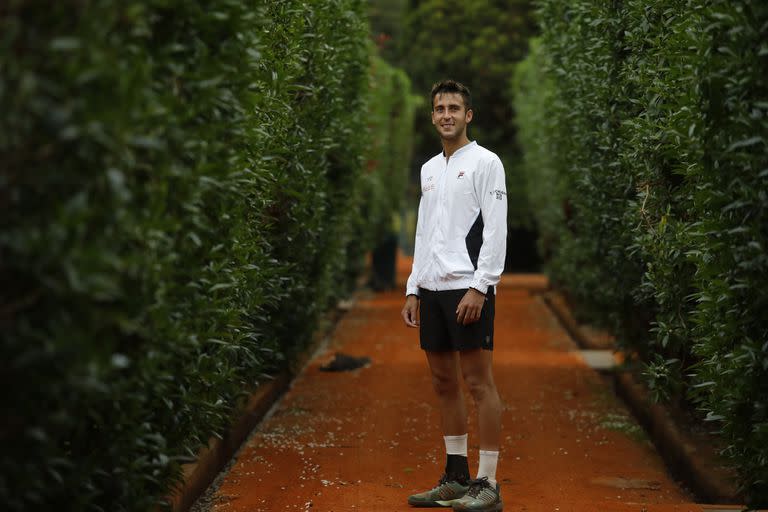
[{"left": 431, "top": 92, "right": 472, "bottom": 141}]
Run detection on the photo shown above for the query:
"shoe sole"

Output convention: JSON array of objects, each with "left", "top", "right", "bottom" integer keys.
[
  {"left": 408, "top": 498, "right": 463, "bottom": 507},
  {"left": 451, "top": 502, "right": 503, "bottom": 512}
]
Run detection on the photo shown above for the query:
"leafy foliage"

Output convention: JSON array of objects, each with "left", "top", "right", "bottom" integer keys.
[
  {"left": 348, "top": 54, "right": 419, "bottom": 285},
  {"left": 361, "top": 55, "right": 419, "bottom": 240},
  {"left": 518, "top": 2, "right": 648, "bottom": 344},
  {"left": 0, "top": 1, "right": 412, "bottom": 509},
  {"left": 515, "top": 0, "right": 768, "bottom": 504}
]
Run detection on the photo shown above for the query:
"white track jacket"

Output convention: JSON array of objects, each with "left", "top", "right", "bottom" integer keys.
[{"left": 406, "top": 141, "right": 507, "bottom": 297}]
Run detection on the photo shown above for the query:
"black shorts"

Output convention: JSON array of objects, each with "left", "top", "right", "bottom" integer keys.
[{"left": 419, "top": 287, "right": 495, "bottom": 352}]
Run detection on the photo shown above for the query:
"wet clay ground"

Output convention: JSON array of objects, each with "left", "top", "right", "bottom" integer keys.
[{"left": 197, "top": 258, "right": 710, "bottom": 512}]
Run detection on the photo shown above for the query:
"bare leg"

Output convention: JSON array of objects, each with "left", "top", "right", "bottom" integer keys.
[
  {"left": 425, "top": 350, "right": 467, "bottom": 436},
  {"left": 459, "top": 348, "right": 501, "bottom": 450}
]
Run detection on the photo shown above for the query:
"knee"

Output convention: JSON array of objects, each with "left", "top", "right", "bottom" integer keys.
[
  {"left": 463, "top": 374, "right": 495, "bottom": 403},
  {"left": 431, "top": 372, "right": 461, "bottom": 399}
]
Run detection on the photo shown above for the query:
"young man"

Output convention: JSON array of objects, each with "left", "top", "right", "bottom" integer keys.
[{"left": 401, "top": 80, "right": 506, "bottom": 511}]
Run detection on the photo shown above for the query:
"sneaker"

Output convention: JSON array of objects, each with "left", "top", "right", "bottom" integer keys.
[
  {"left": 407, "top": 473, "right": 470, "bottom": 507},
  {"left": 451, "top": 477, "right": 503, "bottom": 511}
]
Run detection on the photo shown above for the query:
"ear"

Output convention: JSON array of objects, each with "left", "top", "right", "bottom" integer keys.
[{"left": 465, "top": 108, "right": 473, "bottom": 123}]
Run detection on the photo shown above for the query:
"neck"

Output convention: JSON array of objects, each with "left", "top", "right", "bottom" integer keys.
[{"left": 442, "top": 135, "right": 471, "bottom": 161}]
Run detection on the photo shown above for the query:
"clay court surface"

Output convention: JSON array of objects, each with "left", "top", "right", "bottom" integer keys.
[{"left": 197, "top": 257, "right": 720, "bottom": 512}]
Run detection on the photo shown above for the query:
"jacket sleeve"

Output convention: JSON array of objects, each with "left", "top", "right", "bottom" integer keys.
[
  {"left": 405, "top": 194, "right": 425, "bottom": 297},
  {"left": 469, "top": 157, "right": 507, "bottom": 294}
]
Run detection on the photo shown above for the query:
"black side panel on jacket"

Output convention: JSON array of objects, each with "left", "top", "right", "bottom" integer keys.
[{"left": 465, "top": 212, "right": 484, "bottom": 270}]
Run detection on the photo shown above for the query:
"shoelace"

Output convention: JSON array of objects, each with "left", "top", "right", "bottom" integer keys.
[
  {"left": 437, "top": 473, "right": 455, "bottom": 486},
  {"left": 437, "top": 473, "right": 467, "bottom": 487},
  {"left": 465, "top": 476, "right": 492, "bottom": 498}
]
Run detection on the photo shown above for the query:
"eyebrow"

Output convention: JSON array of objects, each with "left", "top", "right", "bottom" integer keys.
[{"left": 434, "top": 102, "right": 463, "bottom": 110}]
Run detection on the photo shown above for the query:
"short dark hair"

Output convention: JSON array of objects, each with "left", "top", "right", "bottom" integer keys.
[{"left": 430, "top": 79, "right": 472, "bottom": 111}]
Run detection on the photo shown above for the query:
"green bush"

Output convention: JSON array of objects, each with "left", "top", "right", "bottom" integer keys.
[
  {"left": 518, "top": 2, "right": 648, "bottom": 344},
  {"left": 343, "top": 54, "right": 418, "bottom": 289},
  {"left": 515, "top": 0, "right": 768, "bottom": 504},
  {"left": 0, "top": 1, "right": 410, "bottom": 509},
  {"left": 510, "top": 39, "right": 561, "bottom": 261},
  {"left": 361, "top": 56, "right": 418, "bottom": 242}
]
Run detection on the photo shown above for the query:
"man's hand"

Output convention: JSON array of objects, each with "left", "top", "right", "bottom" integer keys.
[
  {"left": 402, "top": 295, "right": 420, "bottom": 328},
  {"left": 456, "top": 288, "right": 485, "bottom": 325}
]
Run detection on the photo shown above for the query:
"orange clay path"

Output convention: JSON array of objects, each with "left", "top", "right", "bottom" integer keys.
[{"left": 198, "top": 256, "right": 717, "bottom": 512}]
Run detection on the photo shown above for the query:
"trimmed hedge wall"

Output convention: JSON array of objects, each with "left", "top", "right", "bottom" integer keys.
[
  {"left": 360, "top": 55, "right": 418, "bottom": 248},
  {"left": 0, "top": 1, "right": 413, "bottom": 510},
  {"left": 514, "top": 0, "right": 767, "bottom": 505}
]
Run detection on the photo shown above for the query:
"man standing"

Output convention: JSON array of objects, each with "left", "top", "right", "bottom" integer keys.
[{"left": 402, "top": 80, "right": 506, "bottom": 511}]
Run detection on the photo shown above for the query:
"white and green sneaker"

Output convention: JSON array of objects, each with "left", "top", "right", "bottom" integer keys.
[
  {"left": 451, "top": 477, "right": 503, "bottom": 511},
  {"left": 407, "top": 474, "right": 470, "bottom": 508}
]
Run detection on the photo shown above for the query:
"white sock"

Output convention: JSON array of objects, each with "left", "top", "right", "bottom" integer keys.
[
  {"left": 477, "top": 450, "right": 499, "bottom": 486},
  {"left": 444, "top": 434, "right": 468, "bottom": 456}
]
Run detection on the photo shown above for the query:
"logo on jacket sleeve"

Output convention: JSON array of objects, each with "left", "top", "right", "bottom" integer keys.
[{"left": 490, "top": 189, "right": 507, "bottom": 200}]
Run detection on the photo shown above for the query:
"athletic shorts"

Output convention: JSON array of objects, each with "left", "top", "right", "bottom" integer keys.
[{"left": 418, "top": 287, "right": 495, "bottom": 352}]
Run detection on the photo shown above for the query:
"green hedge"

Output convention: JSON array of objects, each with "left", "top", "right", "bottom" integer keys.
[
  {"left": 514, "top": 0, "right": 767, "bottom": 505},
  {"left": 0, "top": 1, "right": 412, "bottom": 509},
  {"left": 359, "top": 55, "right": 418, "bottom": 247},
  {"left": 340, "top": 54, "right": 417, "bottom": 289}
]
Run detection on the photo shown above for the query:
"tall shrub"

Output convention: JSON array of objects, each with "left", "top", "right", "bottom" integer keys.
[
  {"left": 687, "top": 1, "right": 768, "bottom": 501},
  {"left": 510, "top": 38, "right": 561, "bottom": 261},
  {"left": 516, "top": 0, "right": 768, "bottom": 504},
  {"left": 346, "top": 55, "right": 418, "bottom": 285},
  {"left": 522, "top": 1, "right": 649, "bottom": 344},
  {"left": 363, "top": 56, "right": 418, "bottom": 243},
  {"left": 618, "top": 1, "right": 708, "bottom": 396},
  {"left": 0, "top": 1, "right": 409, "bottom": 509}
]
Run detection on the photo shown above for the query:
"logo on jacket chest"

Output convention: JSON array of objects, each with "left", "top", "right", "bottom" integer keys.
[{"left": 422, "top": 175, "right": 436, "bottom": 193}]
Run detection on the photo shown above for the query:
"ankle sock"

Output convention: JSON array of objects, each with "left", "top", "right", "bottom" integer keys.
[
  {"left": 445, "top": 454, "right": 470, "bottom": 482},
  {"left": 444, "top": 434, "right": 468, "bottom": 456},
  {"left": 477, "top": 450, "right": 499, "bottom": 486},
  {"left": 444, "top": 434, "right": 469, "bottom": 481}
]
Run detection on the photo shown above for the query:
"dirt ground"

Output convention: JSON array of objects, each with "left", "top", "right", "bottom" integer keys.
[{"left": 194, "top": 256, "right": 713, "bottom": 512}]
